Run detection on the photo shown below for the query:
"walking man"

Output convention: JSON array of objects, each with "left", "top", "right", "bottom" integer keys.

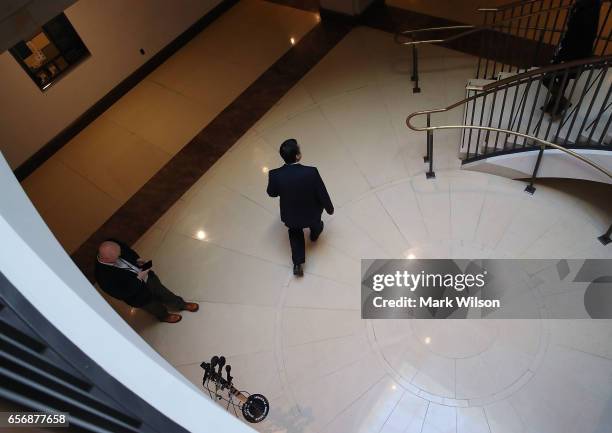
[{"left": 267, "top": 139, "right": 334, "bottom": 276}]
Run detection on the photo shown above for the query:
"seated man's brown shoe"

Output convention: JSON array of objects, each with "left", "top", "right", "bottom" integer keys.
[
  {"left": 161, "top": 313, "right": 182, "bottom": 323},
  {"left": 183, "top": 302, "right": 199, "bottom": 312}
]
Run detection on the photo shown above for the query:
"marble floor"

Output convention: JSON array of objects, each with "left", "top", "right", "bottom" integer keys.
[
  {"left": 111, "top": 27, "right": 612, "bottom": 433},
  {"left": 20, "top": 0, "right": 319, "bottom": 253}
]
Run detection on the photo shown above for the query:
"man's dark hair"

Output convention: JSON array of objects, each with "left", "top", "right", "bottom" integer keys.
[{"left": 279, "top": 139, "right": 300, "bottom": 164}]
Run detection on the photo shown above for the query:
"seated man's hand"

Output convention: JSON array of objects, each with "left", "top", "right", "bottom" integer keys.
[
  {"left": 136, "top": 258, "right": 147, "bottom": 266},
  {"left": 137, "top": 269, "right": 151, "bottom": 282}
]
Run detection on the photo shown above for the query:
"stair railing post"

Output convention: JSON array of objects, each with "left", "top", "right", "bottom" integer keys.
[
  {"left": 424, "top": 113, "right": 431, "bottom": 162},
  {"left": 426, "top": 113, "right": 436, "bottom": 179},
  {"left": 412, "top": 43, "right": 421, "bottom": 93},
  {"left": 525, "top": 143, "right": 545, "bottom": 194},
  {"left": 598, "top": 224, "right": 612, "bottom": 246}
]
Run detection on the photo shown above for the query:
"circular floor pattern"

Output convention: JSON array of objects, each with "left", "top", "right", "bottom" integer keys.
[{"left": 368, "top": 318, "right": 548, "bottom": 406}]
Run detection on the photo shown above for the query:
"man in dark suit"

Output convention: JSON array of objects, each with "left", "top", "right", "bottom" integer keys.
[
  {"left": 95, "top": 239, "right": 199, "bottom": 323},
  {"left": 543, "top": 0, "right": 600, "bottom": 116},
  {"left": 267, "top": 139, "right": 334, "bottom": 276}
]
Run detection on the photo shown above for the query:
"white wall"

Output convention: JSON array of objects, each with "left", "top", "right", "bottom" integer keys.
[
  {"left": 0, "top": 0, "right": 222, "bottom": 170},
  {"left": 0, "top": 150, "right": 254, "bottom": 432}
]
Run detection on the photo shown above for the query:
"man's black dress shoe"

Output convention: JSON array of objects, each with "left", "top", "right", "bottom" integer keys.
[{"left": 293, "top": 264, "right": 304, "bottom": 277}]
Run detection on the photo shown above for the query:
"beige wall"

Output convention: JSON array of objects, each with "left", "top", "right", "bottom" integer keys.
[{"left": 0, "top": 0, "right": 222, "bottom": 170}]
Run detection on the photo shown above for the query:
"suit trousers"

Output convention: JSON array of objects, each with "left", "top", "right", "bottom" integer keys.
[
  {"left": 141, "top": 272, "right": 186, "bottom": 320},
  {"left": 287, "top": 220, "right": 324, "bottom": 265}
]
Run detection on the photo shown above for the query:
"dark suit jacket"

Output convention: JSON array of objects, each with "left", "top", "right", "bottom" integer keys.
[
  {"left": 94, "top": 239, "right": 152, "bottom": 307},
  {"left": 267, "top": 163, "right": 334, "bottom": 228}
]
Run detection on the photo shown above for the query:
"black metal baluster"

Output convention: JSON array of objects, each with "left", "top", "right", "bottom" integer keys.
[
  {"left": 426, "top": 113, "right": 435, "bottom": 178},
  {"left": 512, "top": 78, "right": 534, "bottom": 148},
  {"left": 585, "top": 81, "right": 612, "bottom": 145},
  {"left": 412, "top": 43, "right": 421, "bottom": 93},
  {"left": 506, "top": 75, "right": 523, "bottom": 148},
  {"left": 575, "top": 66, "right": 608, "bottom": 144},
  {"left": 555, "top": 65, "right": 583, "bottom": 144},
  {"left": 543, "top": 69, "right": 570, "bottom": 141},
  {"left": 526, "top": 72, "right": 548, "bottom": 142},
  {"left": 598, "top": 223, "right": 612, "bottom": 245},
  {"left": 597, "top": 105, "right": 612, "bottom": 146},
  {"left": 476, "top": 92, "right": 489, "bottom": 152},
  {"left": 565, "top": 66, "right": 597, "bottom": 145},
  {"left": 495, "top": 85, "right": 510, "bottom": 149},
  {"left": 424, "top": 112, "right": 431, "bottom": 162},
  {"left": 525, "top": 143, "right": 545, "bottom": 194},
  {"left": 468, "top": 90, "right": 479, "bottom": 157},
  {"left": 484, "top": 90, "right": 499, "bottom": 155}
]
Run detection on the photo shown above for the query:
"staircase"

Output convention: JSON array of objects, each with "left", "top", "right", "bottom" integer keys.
[
  {"left": 399, "top": 0, "right": 612, "bottom": 243},
  {"left": 460, "top": 57, "right": 612, "bottom": 156}
]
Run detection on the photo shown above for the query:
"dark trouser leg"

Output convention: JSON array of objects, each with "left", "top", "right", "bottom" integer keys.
[
  {"left": 543, "top": 74, "right": 570, "bottom": 115},
  {"left": 309, "top": 220, "right": 324, "bottom": 241},
  {"left": 288, "top": 227, "right": 305, "bottom": 265},
  {"left": 146, "top": 272, "right": 186, "bottom": 310},
  {"left": 141, "top": 301, "right": 170, "bottom": 321}
]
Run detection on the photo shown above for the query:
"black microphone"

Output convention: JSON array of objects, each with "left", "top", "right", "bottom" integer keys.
[
  {"left": 225, "top": 364, "right": 232, "bottom": 384},
  {"left": 200, "top": 362, "right": 211, "bottom": 382},
  {"left": 217, "top": 356, "right": 226, "bottom": 378},
  {"left": 210, "top": 356, "right": 219, "bottom": 369},
  {"left": 210, "top": 356, "right": 219, "bottom": 379}
]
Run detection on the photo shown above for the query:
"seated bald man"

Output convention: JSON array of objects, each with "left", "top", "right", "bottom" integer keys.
[{"left": 95, "top": 239, "right": 198, "bottom": 323}]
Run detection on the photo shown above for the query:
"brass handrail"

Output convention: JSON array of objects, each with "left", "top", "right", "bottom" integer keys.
[
  {"left": 395, "top": 4, "right": 572, "bottom": 46},
  {"left": 405, "top": 120, "right": 612, "bottom": 180},
  {"left": 481, "top": 55, "right": 612, "bottom": 92},
  {"left": 404, "top": 56, "right": 612, "bottom": 180},
  {"left": 479, "top": 0, "right": 610, "bottom": 13},
  {"left": 411, "top": 55, "right": 611, "bottom": 107},
  {"left": 404, "top": 55, "right": 612, "bottom": 187}
]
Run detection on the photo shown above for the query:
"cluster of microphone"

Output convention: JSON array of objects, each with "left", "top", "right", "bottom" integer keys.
[
  {"left": 201, "top": 355, "right": 234, "bottom": 392},
  {"left": 200, "top": 355, "right": 270, "bottom": 423}
]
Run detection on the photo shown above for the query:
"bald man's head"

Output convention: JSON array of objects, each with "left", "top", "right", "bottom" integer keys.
[{"left": 98, "top": 241, "right": 121, "bottom": 264}]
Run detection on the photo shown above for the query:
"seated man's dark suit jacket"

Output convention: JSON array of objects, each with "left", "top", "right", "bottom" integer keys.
[
  {"left": 94, "top": 239, "right": 152, "bottom": 308},
  {"left": 267, "top": 163, "right": 334, "bottom": 227}
]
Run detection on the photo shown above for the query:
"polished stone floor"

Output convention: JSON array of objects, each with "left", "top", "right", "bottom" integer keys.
[
  {"left": 21, "top": 0, "right": 319, "bottom": 253},
  {"left": 112, "top": 27, "right": 612, "bottom": 433}
]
